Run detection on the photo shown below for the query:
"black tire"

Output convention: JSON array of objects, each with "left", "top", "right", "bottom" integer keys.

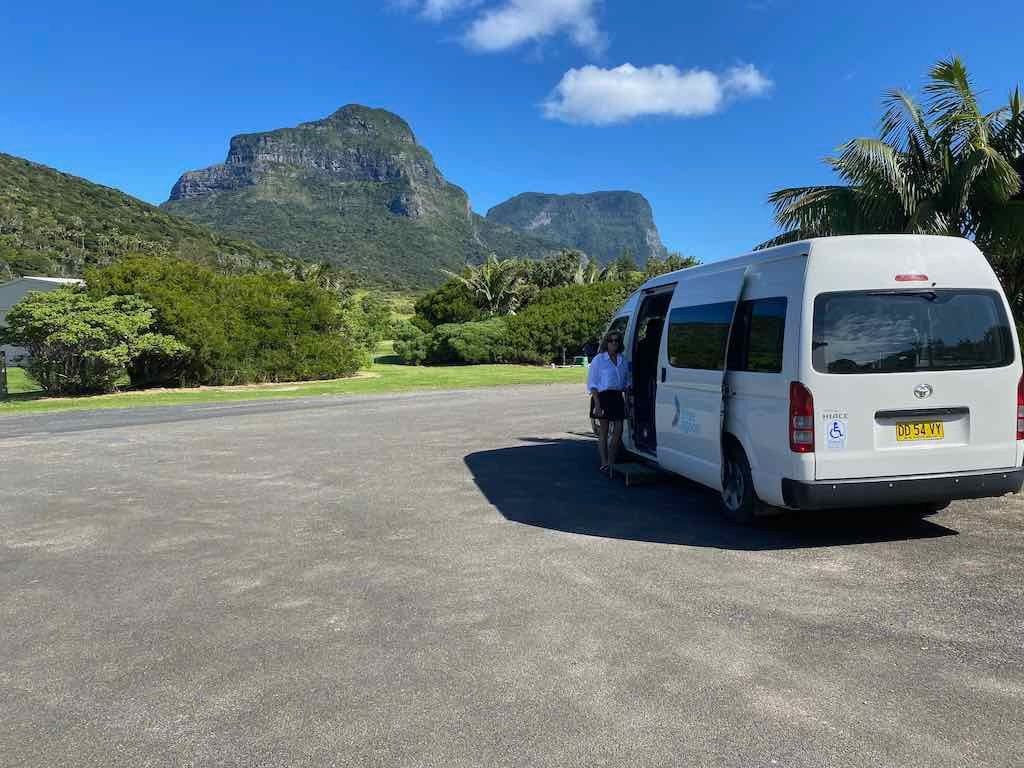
[{"left": 721, "top": 442, "right": 761, "bottom": 525}]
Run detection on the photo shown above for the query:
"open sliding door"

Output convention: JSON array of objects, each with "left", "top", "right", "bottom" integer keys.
[{"left": 656, "top": 268, "right": 748, "bottom": 491}]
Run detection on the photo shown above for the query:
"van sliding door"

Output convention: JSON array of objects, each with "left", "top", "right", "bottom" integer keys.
[{"left": 656, "top": 268, "right": 748, "bottom": 491}]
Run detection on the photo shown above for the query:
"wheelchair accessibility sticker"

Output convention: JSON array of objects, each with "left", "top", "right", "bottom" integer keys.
[{"left": 825, "top": 417, "right": 848, "bottom": 449}]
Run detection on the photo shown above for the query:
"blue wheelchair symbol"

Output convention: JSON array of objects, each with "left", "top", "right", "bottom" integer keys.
[{"left": 829, "top": 421, "right": 845, "bottom": 440}]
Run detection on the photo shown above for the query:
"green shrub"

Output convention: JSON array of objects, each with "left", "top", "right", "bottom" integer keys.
[
  {"left": 87, "top": 255, "right": 363, "bottom": 386},
  {"left": 393, "top": 321, "right": 429, "bottom": 365},
  {"left": 1, "top": 288, "right": 187, "bottom": 395},
  {"left": 413, "top": 278, "right": 483, "bottom": 328},
  {"left": 340, "top": 292, "right": 393, "bottom": 358},
  {"left": 507, "top": 282, "right": 631, "bottom": 363},
  {"left": 426, "top": 318, "right": 512, "bottom": 364}
]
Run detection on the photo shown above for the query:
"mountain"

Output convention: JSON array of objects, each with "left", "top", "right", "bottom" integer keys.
[
  {"left": 163, "top": 105, "right": 562, "bottom": 287},
  {"left": 0, "top": 152, "right": 297, "bottom": 282},
  {"left": 485, "top": 191, "right": 668, "bottom": 265}
]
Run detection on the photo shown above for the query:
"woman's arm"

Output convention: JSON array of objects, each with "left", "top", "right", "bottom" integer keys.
[{"left": 587, "top": 360, "right": 603, "bottom": 416}]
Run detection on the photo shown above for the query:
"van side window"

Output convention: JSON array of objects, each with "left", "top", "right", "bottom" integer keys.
[
  {"left": 667, "top": 302, "right": 735, "bottom": 370},
  {"left": 728, "top": 297, "right": 788, "bottom": 373},
  {"left": 607, "top": 316, "right": 629, "bottom": 339}
]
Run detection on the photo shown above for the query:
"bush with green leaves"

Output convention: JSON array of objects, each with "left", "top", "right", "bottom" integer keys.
[
  {"left": 340, "top": 292, "right": 393, "bottom": 358},
  {"left": 1, "top": 288, "right": 188, "bottom": 395},
  {"left": 413, "top": 278, "right": 483, "bottom": 329},
  {"left": 426, "top": 318, "right": 512, "bottom": 364},
  {"left": 506, "top": 282, "right": 632, "bottom": 363},
  {"left": 392, "top": 321, "right": 429, "bottom": 365},
  {"left": 86, "top": 255, "right": 364, "bottom": 386}
]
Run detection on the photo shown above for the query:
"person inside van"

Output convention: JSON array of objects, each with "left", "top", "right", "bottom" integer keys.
[{"left": 587, "top": 331, "right": 631, "bottom": 472}]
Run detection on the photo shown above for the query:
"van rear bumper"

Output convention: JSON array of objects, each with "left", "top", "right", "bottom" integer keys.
[{"left": 781, "top": 469, "right": 1024, "bottom": 510}]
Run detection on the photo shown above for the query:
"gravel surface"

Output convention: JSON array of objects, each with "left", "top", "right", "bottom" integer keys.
[{"left": 2, "top": 384, "right": 1022, "bottom": 767}]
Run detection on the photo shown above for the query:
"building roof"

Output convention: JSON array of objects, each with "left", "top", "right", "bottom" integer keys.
[{"left": 21, "top": 276, "right": 85, "bottom": 285}]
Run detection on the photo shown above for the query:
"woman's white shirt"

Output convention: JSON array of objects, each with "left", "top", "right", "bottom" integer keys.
[{"left": 587, "top": 352, "right": 631, "bottom": 392}]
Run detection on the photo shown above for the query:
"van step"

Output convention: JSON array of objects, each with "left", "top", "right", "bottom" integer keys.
[{"left": 609, "top": 462, "right": 660, "bottom": 487}]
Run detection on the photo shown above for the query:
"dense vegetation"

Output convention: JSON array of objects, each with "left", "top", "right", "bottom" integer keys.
[
  {"left": 765, "top": 58, "right": 1024, "bottom": 317},
  {"left": 1, "top": 290, "right": 187, "bottom": 395},
  {"left": 162, "top": 105, "right": 565, "bottom": 288},
  {"left": 84, "top": 255, "right": 382, "bottom": 387},
  {"left": 485, "top": 191, "right": 668, "bottom": 265},
  {"left": 394, "top": 250, "right": 697, "bottom": 365},
  {"left": 0, "top": 153, "right": 303, "bottom": 281}
]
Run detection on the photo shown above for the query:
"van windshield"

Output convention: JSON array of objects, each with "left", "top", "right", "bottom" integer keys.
[{"left": 812, "top": 290, "right": 1014, "bottom": 374}]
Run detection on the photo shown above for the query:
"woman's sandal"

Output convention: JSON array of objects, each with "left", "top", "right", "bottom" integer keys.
[{"left": 599, "top": 464, "right": 610, "bottom": 473}]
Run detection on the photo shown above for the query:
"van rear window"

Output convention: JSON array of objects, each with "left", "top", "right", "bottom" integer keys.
[{"left": 812, "top": 290, "right": 1014, "bottom": 374}]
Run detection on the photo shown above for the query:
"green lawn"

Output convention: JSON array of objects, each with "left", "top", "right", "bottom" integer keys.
[
  {"left": 6, "top": 366, "right": 42, "bottom": 395},
  {"left": 0, "top": 357, "right": 584, "bottom": 416}
]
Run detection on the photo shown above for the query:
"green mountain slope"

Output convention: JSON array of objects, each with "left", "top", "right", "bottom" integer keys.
[
  {"left": 485, "top": 191, "right": 668, "bottom": 265},
  {"left": 0, "top": 152, "right": 297, "bottom": 281},
  {"left": 162, "top": 105, "right": 562, "bottom": 287}
]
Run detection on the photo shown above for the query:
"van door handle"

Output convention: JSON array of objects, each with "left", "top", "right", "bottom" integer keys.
[{"left": 661, "top": 367, "right": 666, "bottom": 383}]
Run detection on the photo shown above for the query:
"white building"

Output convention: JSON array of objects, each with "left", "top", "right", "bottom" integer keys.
[{"left": 0, "top": 276, "right": 85, "bottom": 364}]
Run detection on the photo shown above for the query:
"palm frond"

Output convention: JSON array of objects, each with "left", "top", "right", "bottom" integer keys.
[
  {"left": 880, "top": 89, "right": 932, "bottom": 150},
  {"left": 754, "top": 230, "right": 805, "bottom": 250},
  {"left": 769, "top": 184, "right": 886, "bottom": 238}
]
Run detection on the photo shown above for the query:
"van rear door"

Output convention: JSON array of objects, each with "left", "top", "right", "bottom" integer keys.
[{"left": 809, "top": 289, "right": 1019, "bottom": 481}]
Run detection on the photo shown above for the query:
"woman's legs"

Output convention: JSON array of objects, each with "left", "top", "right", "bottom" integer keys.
[
  {"left": 597, "top": 419, "right": 609, "bottom": 468},
  {"left": 609, "top": 420, "right": 624, "bottom": 467}
]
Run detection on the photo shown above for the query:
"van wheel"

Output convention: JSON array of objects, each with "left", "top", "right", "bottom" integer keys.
[{"left": 721, "top": 444, "right": 760, "bottom": 524}]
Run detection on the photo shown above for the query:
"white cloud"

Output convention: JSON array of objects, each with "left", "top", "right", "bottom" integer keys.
[
  {"left": 464, "top": 0, "right": 603, "bottom": 53},
  {"left": 543, "top": 63, "right": 774, "bottom": 125},
  {"left": 421, "top": 0, "right": 477, "bottom": 20},
  {"left": 722, "top": 64, "right": 773, "bottom": 97}
]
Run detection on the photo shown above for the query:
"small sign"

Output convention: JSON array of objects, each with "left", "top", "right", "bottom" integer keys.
[{"left": 826, "top": 418, "right": 848, "bottom": 449}]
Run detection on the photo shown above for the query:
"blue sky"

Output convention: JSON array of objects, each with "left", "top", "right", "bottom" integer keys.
[{"left": 1, "top": 0, "right": 1020, "bottom": 261}]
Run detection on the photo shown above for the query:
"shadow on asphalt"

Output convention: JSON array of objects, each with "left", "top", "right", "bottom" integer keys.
[{"left": 464, "top": 437, "right": 958, "bottom": 551}]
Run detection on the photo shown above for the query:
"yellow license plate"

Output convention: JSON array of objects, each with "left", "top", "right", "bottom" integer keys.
[{"left": 896, "top": 421, "right": 945, "bottom": 442}]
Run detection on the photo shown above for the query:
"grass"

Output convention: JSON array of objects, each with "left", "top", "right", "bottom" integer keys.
[
  {"left": 6, "top": 366, "right": 42, "bottom": 395},
  {"left": 0, "top": 353, "right": 584, "bottom": 416}
]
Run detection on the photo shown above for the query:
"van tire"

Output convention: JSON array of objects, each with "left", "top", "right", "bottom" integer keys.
[{"left": 721, "top": 443, "right": 761, "bottom": 525}]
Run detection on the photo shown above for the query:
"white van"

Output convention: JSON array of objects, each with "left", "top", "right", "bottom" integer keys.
[{"left": 607, "top": 235, "right": 1024, "bottom": 521}]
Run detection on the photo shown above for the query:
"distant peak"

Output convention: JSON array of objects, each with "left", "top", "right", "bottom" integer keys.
[{"left": 314, "top": 104, "right": 416, "bottom": 144}]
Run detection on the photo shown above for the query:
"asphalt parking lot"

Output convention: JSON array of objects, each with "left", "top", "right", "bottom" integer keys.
[{"left": 2, "top": 384, "right": 1023, "bottom": 767}]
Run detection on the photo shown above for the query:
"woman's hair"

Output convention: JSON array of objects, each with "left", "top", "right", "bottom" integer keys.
[{"left": 601, "top": 332, "right": 624, "bottom": 353}]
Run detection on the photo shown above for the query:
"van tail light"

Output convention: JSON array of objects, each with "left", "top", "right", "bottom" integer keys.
[
  {"left": 790, "top": 382, "right": 815, "bottom": 453},
  {"left": 1017, "top": 374, "right": 1024, "bottom": 441}
]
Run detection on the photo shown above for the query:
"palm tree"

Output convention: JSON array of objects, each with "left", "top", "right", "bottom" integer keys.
[
  {"left": 572, "top": 258, "right": 627, "bottom": 284},
  {"left": 444, "top": 254, "right": 527, "bottom": 316},
  {"left": 763, "top": 59, "right": 1024, "bottom": 308}
]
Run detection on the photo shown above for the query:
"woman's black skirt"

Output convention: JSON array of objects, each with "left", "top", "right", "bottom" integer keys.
[{"left": 590, "top": 390, "right": 625, "bottom": 422}]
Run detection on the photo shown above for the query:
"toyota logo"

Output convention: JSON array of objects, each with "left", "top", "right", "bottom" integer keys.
[{"left": 914, "top": 384, "right": 933, "bottom": 399}]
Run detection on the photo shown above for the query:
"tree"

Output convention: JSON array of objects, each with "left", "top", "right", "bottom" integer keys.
[
  {"left": 613, "top": 250, "right": 639, "bottom": 274},
  {"left": 763, "top": 58, "right": 1024, "bottom": 310},
  {"left": 414, "top": 278, "right": 484, "bottom": 328},
  {"left": 506, "top": 282, "right": 632, "bottom": 363},
  {"left": 392, "top": 321, "right": 429, "bottom": 365},
  {"left": 340, "top": 292, "right": 392, "bottom": 357},
  {"left": 443, "top": 254, "right": 527, "bottom": 316},
  {"left": 644, "top": 252, "right": 700, "bottom": 278},
  {"left": 87, "top": 255, "right": 364, "bottom": 386},
  {"left": 0, "top": 288, "right": 187, "bottom": 395},
  {"left": 527, "top": 249, "right": 586, "bottom": 289}
]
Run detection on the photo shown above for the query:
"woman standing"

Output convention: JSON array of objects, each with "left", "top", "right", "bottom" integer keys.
[{"left": 587, "top": 332, "right": 631, "bottom": 472}]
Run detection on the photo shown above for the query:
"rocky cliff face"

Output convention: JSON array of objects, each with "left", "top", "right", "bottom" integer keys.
[
  {"left": 168, "top": 105, "right": 451, "bottom": 223},
  {"left": 485, "top": 191, "right": 668, "bottom": 265},
  {"left": 163, "top": 105, "right": 560, "bottom": 286}
]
